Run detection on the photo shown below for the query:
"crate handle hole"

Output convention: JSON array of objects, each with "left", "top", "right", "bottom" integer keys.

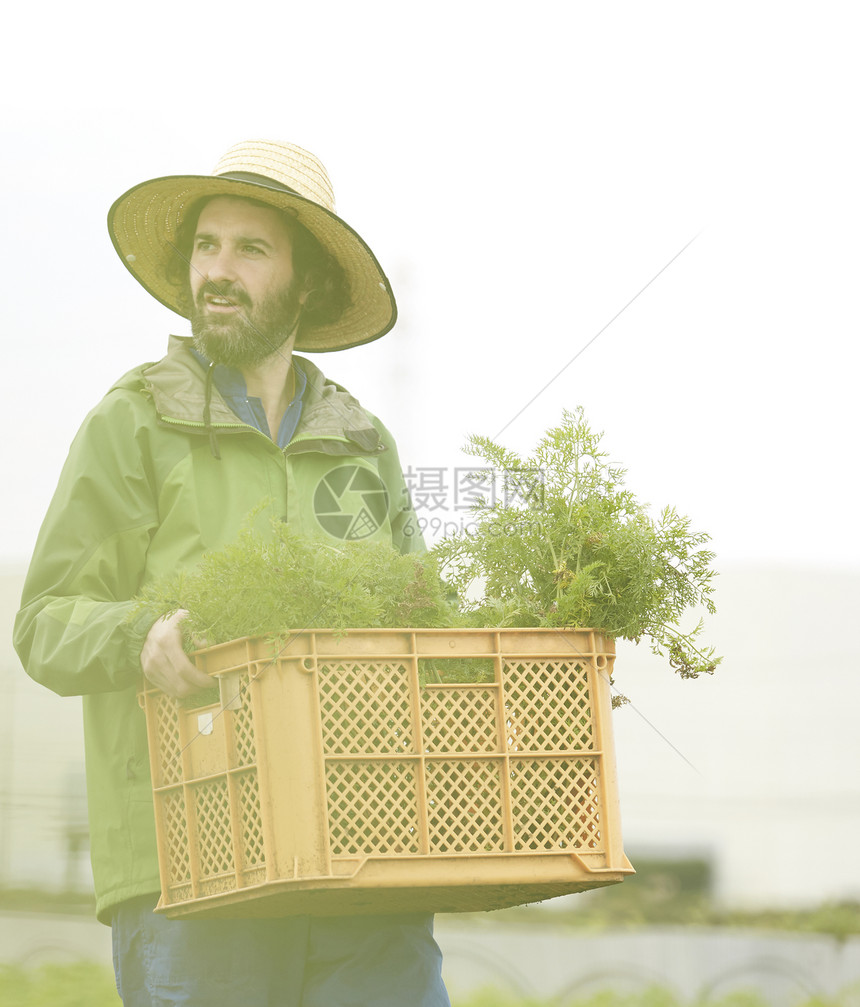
[{"left": 218, "top": 671, "right": 244, "bottom": 711}]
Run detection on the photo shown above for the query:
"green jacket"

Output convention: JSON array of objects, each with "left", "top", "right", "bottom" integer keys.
[{"left": 13, "top": 335, "right": 422, "bottom": 922}]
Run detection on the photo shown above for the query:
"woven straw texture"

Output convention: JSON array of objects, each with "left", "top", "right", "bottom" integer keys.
[{"left": 107, "top": 140, "right": 396, "bottom": 352}]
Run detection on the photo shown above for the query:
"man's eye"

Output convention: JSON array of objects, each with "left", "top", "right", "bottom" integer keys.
[
  {"left": 195, "top": 240, "right": 214, "bottom": 252},
  {"left": 242, "top": 245, "right": 263, "bottom": 256}
]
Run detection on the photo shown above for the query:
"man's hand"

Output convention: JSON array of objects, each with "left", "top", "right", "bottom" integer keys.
[{"left": 141, "top": 610, "right": 213, "bottom": 698}]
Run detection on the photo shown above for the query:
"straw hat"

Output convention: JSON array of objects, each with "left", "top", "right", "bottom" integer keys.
[{"left": 107, "top": 140, "right": 397, "bottom": 352}]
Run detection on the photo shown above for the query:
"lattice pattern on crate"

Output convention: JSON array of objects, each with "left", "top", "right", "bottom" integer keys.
[
  {"left": 425, "top": 759, "right": 505, "bottom": 853},
  {"left": 503, "top": 660, "right": 594, "bottom": 752},
  {"left": 193, "top": 779, "right": 234, "bottom": 878},
  {"left": 231, "top": 674, "right": 257, "bottom": 767},
  {"left": 166, "top": 882, "right": 193, "bottom": 903},
  {"left": 421, "top": 688, "right": 498, "bottom": 754},
  {"left": 237, "top": 770, "right": 265, "bottom": 870},
  {"left": 326, "top": 760, "right": 421, "bottom": 855},
  {"left": 148, "top": 632, "right": 626, "bottom": 917},
  {"left": 318, "top": 662, "right": 414, "bottom": 755},
  {"left": 162, "top": 789, "right": 191, "bottom": 884},
  {"left": 199, "top": 875, "right": 244, "bottom": 897},
  {"left": 509, "top": 757, "right": 601, "bottom": 851},
  {"left": 155, "top": 694, "right": 183, "bottom": 787}
]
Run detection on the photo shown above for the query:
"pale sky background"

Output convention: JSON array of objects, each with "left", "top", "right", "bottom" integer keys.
[{"left": 1, "top": 0, "right": 857, "bottom": 573}]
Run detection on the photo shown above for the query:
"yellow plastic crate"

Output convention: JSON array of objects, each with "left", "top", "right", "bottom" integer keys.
[{"left": 140, "top": 628, "right": 633, "bottom": 919}]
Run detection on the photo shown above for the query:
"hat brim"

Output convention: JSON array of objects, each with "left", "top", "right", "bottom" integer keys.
[{"left": 107, "top": 174, "right": 397, "bottom": 352}]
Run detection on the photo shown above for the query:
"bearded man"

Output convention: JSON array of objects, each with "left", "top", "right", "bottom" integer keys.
[{"left": 14, "top": 141, "right": 449, "bottom": 1007}]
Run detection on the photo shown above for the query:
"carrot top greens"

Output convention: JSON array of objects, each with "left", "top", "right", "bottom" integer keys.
[
  {"left": 132, "top": 409, "right": 720, "bottom": 685},
  {"left": 434, "top": 408, "right": 720, "bottom": 682}
]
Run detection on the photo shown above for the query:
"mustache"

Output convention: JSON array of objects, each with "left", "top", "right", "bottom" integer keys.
[{"left": 195, "top": 281, "right": 251, "bottom": 309}]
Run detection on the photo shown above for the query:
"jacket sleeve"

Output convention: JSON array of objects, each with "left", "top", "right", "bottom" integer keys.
[
  {"left": 371, "top": 416, "right": 426, "bottom": 556},
  {"left": 13, "top": 391, "right": 161, "bottom": 697}
]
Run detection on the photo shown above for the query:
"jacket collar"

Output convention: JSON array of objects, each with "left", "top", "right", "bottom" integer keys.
[{"left": 142, "top": 335, "right": 384, "bottom": 454}]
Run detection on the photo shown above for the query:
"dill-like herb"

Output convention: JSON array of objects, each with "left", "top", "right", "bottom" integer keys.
[
  {"left": 432, "top": 408, "right": 721, "bottom": 681},
  {"left": 131, "top": 409, "right": 720, "bottom": 688},
  {"left": 131, "top": 520, "right": 455, "bottom": 646}
]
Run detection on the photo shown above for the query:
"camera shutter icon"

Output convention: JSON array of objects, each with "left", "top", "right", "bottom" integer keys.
[{"left": 313, "top": 466, "right": 390, "bottom": 540}]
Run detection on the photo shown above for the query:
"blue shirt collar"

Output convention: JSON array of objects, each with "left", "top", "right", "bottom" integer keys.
[{"left": 190, "top": 347, "right": 307, "bottom": 448}]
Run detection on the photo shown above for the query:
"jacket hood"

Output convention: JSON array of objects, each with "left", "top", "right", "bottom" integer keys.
[{"left": 135, "top": 335, "right": 384, "bottom": 453}]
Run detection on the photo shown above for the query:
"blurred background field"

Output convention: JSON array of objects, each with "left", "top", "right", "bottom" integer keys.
[
  {"left": 3, "top": 874, "right": 860, "bottom": 1005},
  {"left": 3, "top": 958, "right": 860, "bottom": 1007}
]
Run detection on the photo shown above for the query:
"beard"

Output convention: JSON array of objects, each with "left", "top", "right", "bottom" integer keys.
[{"left": 190, "top": 279, "right": 302, "bottom": 369}]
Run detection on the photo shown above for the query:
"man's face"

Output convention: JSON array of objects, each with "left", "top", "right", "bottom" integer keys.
[{"left": 188, "top": 196, "right": 304, "bottom": 369}]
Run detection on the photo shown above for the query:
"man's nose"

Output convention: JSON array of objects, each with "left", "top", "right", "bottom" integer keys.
[{"left": 206, "top": 247, "right": 238, "bottom": 284}]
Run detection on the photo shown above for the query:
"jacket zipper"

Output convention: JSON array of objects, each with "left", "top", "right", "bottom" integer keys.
[
  {"left": 159, "top": 416, "right": 378, "bottom": 455},
  {"left": 158, "top": 415, "right": 272, "bottom": 441}
]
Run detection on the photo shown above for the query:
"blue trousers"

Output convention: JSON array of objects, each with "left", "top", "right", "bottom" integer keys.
[{"left": 111, "top": 895, "right": 450, "bottom": 1006}]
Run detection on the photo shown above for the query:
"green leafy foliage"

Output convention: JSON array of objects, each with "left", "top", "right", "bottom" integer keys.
[
  {"left": 431, "top": 409, "right": 720, "bottom": 681},
  {"left": 130, "top": 409, "right": 719, "bottom": 690},
  {"left": 131, "top": 520, "right": 455, "bottom": 646},
  {"left": 0, "top": 963, "right": 120, "bottom": 1007}
]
